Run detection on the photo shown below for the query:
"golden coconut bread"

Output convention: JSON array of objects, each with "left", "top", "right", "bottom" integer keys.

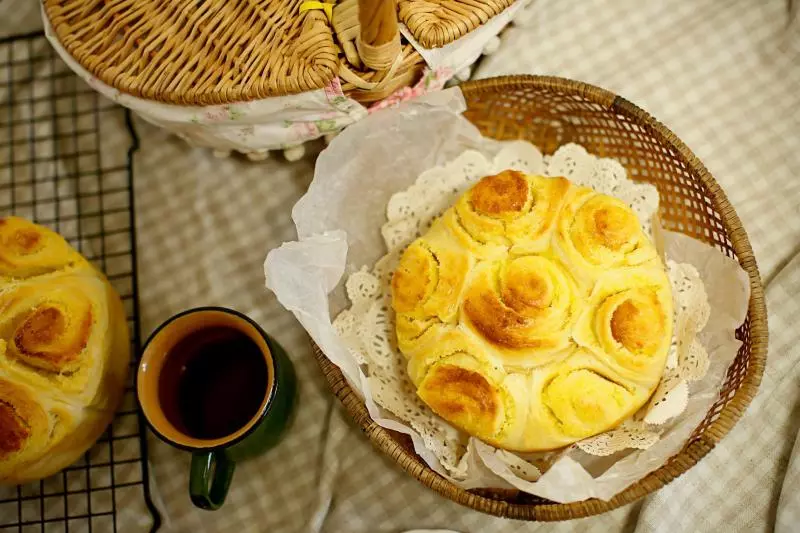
[
  {"left": 0, "top": 217, "right": 130, "bottom": 484},
  {"left": 391, "top": 170, "right": 672, "bottom": 452}
]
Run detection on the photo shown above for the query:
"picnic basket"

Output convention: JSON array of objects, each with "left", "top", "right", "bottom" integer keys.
[{"left": 42, "top": 0, "right": 523, "bottom": 158}]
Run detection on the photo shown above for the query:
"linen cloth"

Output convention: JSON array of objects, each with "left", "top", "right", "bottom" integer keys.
[{"left": 1, "top": 0, "right": 799, "bottom": 531}]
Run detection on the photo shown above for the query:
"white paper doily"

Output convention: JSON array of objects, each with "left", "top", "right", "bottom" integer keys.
[{"left": 333, "top": 142, "right": 711, "bottom": 477}]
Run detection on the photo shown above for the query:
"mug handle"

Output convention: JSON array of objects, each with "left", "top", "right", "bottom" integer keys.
[{"left": 189, "top": 450, "right": 236, "bottom": 510}]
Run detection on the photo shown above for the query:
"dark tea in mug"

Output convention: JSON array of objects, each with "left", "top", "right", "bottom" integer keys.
[{"left": 158, "top": 327, "right": 269, "bottom": 440}]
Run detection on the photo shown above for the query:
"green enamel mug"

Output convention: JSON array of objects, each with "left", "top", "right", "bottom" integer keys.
[{"left": 137, "top": 307, "right": 297, "bottom": 510}]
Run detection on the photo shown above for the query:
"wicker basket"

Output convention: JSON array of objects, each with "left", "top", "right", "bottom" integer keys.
[
  {"left": 311, "top": 75, "right": 768, "bottom": 520},
  {"left": 42, "top": 0, "right": 514, "bottom": 105},
  {"left": 43, "top": 0, "right": 521, "bottom": 158}
]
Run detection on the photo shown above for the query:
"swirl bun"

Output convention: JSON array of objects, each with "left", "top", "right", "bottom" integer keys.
[
  {"left": 572, "top": 268, "right": 673, "bottom": 384},
  {"left": 0, "top": 217, "right": 83, "bottom": 279},
  {"left": 392, "top": 222, "right": 473, "bottom": 355},
  {"left": 439, "top": 170, "right": 572, "bottom": 258},
  {"left": 555, "top": 188, "right": 659, "bottom": 288},
  {"left": 461, "top": 255, "right": 580, "bottom": 365},
  {"left": 392, "top": 172, "right": 672, "bottom": 451},
  {"left": 0, "top": 379, "right": 50, "bottom": 468},
  {"left": 0, "top": 217, "right": 130, "bottom": 483}
]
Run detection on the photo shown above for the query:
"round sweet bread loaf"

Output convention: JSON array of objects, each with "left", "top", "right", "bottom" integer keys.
[
  {"left": 391, "top": 170, "right": 673, "bottom": 452},
  {"left": 0, "top": 217, "right": 130, "bottom": 484}
]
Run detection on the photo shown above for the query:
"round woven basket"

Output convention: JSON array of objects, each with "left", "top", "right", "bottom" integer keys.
[{"left": 311, "top": 75, "right": 768, "bottom": 520}]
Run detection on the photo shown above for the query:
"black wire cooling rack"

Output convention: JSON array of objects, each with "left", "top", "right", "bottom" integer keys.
[{"left": 0, "top": 31, "right": 161, "bottom": 532}]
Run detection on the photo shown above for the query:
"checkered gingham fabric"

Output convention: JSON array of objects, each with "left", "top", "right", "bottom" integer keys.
[{"left": 3, "top": 0, "right": 799, "bottom": 532}]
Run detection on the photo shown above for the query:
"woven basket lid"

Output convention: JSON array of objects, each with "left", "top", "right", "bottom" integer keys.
[
  {"left": 43, "top": 0, "right": 340, "bottom": 106},
  {"left": 399, "top": 0, "right": 516, "bottom": 48},
  {"left": 43, "top": 0, "right": 516, "bottom": 106}
]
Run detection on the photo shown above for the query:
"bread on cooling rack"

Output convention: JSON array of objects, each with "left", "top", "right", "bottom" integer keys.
[
  {"left": 391, "top": 170, "right": 673, "bottom": 452},
  {"left": 0, "top": 217, "right": 130, "bottom": 484}
]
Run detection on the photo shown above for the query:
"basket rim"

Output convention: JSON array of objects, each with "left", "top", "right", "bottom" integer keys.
[{"left": 311, "top": 75, "right": 769, "bottom": 521}]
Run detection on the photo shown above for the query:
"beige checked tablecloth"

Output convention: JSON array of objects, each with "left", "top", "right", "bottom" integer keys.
[{"left": 3, "top": 0, "right": 800, "bottom": 531}]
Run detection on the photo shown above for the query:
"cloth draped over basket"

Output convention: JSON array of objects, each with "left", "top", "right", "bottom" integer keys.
[{"left": 41, "top": 0, "right": 524, "bottom": 153}]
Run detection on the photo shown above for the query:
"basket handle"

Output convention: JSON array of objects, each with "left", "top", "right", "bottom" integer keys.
[{"left": 357, "top": 0, "right": 401, "bottom": 70}]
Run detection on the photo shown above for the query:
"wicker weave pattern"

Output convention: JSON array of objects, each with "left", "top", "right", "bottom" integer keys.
[
  {"left": 399, "top": 0, "right": 515, "bottom": 48},
  {"left": 43, "top": 0, "right": 339, "bottom": 105},
  {"left": 312, "top": 76, "right": 768, "bottom": 520}
]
